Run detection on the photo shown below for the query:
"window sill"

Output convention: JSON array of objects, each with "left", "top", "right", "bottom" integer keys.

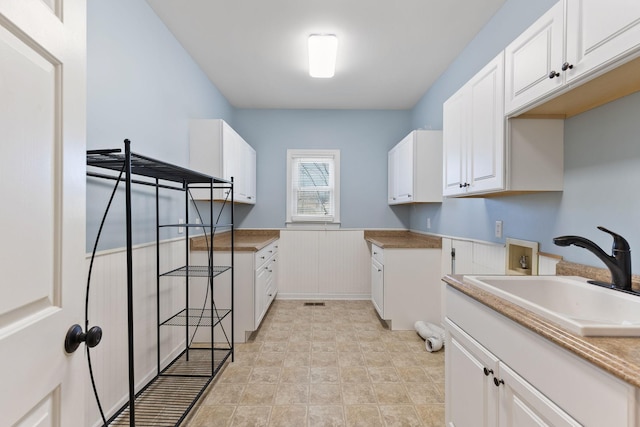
[{"left": 285, "top": 222, "right": 341, "bottom": 230}]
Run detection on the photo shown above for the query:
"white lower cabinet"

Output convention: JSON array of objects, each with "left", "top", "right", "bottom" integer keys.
[
  {"left": 446, "top": 319, "right": 579, "bottom": 427},
  {"left": 254, "top": 242, "right": 278, "bottom": 328},
  {"left": 191, "top": 240, "right": 279, "bottom": 343},
  {"left": 445, "top": 285, "right": 637, "bottom": 427},
  {"left": 371, "top": 257, "right": 383, "bottom": 317},
  {"left": 369, "top": 244, "right": 441, "bottom": 329},
  {"left": 446, "top": 320, "right": 499, "bottom": 427}
]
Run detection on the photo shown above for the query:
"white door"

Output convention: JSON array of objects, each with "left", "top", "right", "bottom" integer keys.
[
  {"left": 498, "top": 362, "right": 581, "bottom": 427},
  {"left": 394, "top": 134, "right": 414, "bottom": 203},
  {"left": 371, "top": 258, "right": 383, "bottom": 318},
  {"left": 442, "top": 87, "right": 468, "bottom": 196},
  {"left": 565, "top": 0, "right": 640, "bottom": 83},
  {"left": 387, "top": 147, "right": 397, "bottom": 203},
  {"left": 468, "top": 52, "right": 505, "bottom": 194},
  {"left": 445, "top": 320, "right": 499, "bottom": 427},
  {"left": 0, "top": 1, "right": 86, "bottom": 426},
  {"left": 503, "top": 2, "right": 564, "bottom": 114}
]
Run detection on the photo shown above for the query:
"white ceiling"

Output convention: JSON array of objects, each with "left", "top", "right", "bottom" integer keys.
[{"left": 146, "top": 0, "right": 507, "bottom": 110}]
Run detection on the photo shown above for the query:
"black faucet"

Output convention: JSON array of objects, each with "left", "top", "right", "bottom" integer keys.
[{"left": 553, "top": 226, "right": 632, "bottom": 292}]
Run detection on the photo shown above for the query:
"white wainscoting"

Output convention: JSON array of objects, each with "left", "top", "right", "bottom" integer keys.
[
  {"left": 278, "top": 229, "right": 371, "bottom": 299},
  {"left": 441, "top": 237, "right": 506, "bottom": 276},
  {"left": 85, "top": 239, "right": 186, "bottom": 427},
  {"left": 539, "top": 253, "right": 562, "bottom": 275}
]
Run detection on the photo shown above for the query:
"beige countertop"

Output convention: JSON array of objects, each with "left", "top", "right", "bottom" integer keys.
[
  {"left": 443, "top": 273, "right": 640, "bottom": 388},
  {"left": 364, "top": 230, "right": 442, "bottom": 249},
  {"left": 191, "top": 229, "right": 280, "bottom": 252}
]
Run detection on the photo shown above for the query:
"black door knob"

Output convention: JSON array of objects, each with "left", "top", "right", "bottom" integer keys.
[
  {"left": 65, "top": 324, "right": 103, "bottom": 353},
  {"left": 483, "top": 367, "right": 494, "bottom": 376},
  {"left": 548, "top": 70, "right": 560, "bottom": 79},
  {"left": 561, "top": 62, "right": 574, "bottom": 71},
  {"left": 494, "top": 377, "right": 505, "bottom": 387}
]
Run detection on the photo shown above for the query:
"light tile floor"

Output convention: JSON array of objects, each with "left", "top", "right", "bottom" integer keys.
[{"left": 184, "top": 300, "right": 445, "bottom": 427}]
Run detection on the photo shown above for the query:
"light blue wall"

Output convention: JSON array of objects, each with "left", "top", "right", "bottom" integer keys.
[
  {"left": 87, "top": 0, "right": 640, "bottom": 274},
  {"left": 86, "top": 0, "right": 235, "bottom": 251},
  {"left": 233, "top": 109, "right": 412, "bottom": 229},
  {"left": 408, "top": 0, "right": 640, "bottom": 272},
  {"left": 410, "top": 0, "right": 558, "bottom": 130}
]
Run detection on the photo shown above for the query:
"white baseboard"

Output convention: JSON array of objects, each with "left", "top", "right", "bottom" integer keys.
[{"left": 276, "top": 292, "right": 370, "bottom": 300}]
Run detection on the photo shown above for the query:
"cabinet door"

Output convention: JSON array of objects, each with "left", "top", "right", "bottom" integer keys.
[
  {"left": 371, "top": 258, "right": 384, "bottom": 318},
  {"left": 443, "top": 87, "right": 468, "bottom": 196},
  {"left": 468, "top": 52, "right": 505, "bottom": 194},
  {"left": 504, "top": 3, "right": 564, "bottom": 114},
  {"left": 255, "top": 263, "right": 269, "bottom": 328},
  {"left": 395, "top": 134, "right": 414, "bottom": 202},
  {"left": 498, "top": 362, "right": 581, "bottom": 427},
  {"left": 388, "top": 145, "right": 398, "bottom": 203},
  {"left": 388, "top": 134, "right": 414, "bottom": 204},
  {"left": 566, "top": 0, "right": 640, "bottom": 83},
  {"left": 244, "top": 143, "right": 257, "bottom": 203},
  {"left": 446, "top": 320, "right": 499, "bottom": 427}
]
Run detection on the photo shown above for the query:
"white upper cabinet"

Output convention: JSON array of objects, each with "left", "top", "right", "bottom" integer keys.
[
  {"left": 189, "top": 119, "right": 257, "bottom": 204},
  {"left": 504, "top": 3, "right": 564, "bottom": 115},
  {"left": 565, "top": 0, "right": 640, "bottom": 83},
  {"left": 443, "top": 53, "right": 505, "bottom": 197},
  {"left": 505, "top": 0, "right": 640, "bottom": 116},
  {"left": 388, "top": 129, "right": 442, "bottom": 204},
  {"left": 444, "top": 52, "right": 564, "bottom": 198}
]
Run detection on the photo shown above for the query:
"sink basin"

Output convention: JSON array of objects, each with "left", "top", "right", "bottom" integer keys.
[{"left": 462, "top": 275, "right": 640, "bottom": 337}]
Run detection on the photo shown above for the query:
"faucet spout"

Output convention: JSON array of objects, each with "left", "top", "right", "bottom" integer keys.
[{"left": 553, "top": 226, "right": 632, "bottom": 292}]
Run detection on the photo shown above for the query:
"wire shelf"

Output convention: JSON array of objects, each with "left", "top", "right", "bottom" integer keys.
[
  {"left": 108, "top": 349, "right": 232, "bottom": 426},
  {"left": 160, "top": 308, "right": 231, "bottom": 327},
  {"left": 87, "top": 149, "right": 230, "bottom": 185},
  {"left": 160, "top": 265, "right": 231, "bottom": 278}
]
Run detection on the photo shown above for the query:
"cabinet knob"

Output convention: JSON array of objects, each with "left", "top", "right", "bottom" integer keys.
[
  {"left": 548, "top": 70, "right": 560, "bottom": 79},
  {"left": 483, "top": 367, "right": 493, "bottom": 376},
  {"left": 561, "top": 62, "right": 574, "bottom": 71},
  {"left": 493, "top": 377, "right": 505, "bottom": 387}
]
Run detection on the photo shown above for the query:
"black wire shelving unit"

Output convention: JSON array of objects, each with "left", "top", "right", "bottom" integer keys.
[{"left": 87, "top": 139, "right": 234, "bottom": 426}]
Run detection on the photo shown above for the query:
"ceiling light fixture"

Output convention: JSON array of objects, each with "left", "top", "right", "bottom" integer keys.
[{"left": 308, "top": 34, "right": 338, "bottom": 78}]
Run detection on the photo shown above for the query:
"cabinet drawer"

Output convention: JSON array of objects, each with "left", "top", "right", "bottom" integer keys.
[
  {"left": 371, "top": 244, "right": 384, "bottom": 265},
  {"left": 256, "top": 241, "right": 278, "bottom": 268}
]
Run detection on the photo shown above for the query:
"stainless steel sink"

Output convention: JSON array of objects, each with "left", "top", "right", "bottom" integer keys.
[{"left": 462, "top": 275, "right": 640, "bottom": 337}]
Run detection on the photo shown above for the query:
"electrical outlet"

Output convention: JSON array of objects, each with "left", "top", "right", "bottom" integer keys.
[
  {"left": 427, "top": 217, "right": 431, "bottom": 229},
  {"left": 178, "top": 218, "right": 184, "bottom": 234},
  {"left": 495, "top": 220, "right": 503, "bottom": 238}
]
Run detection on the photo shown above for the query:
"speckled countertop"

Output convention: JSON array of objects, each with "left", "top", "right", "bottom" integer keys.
[
  {"left": 443, "top": 270, "right": 640, "bottom": 388},
  {"left": 364, "top": 230, "right": 442, "bottom": 249},
  {"left": 190, "top": 229, "right": 279, "bottom": 252}
]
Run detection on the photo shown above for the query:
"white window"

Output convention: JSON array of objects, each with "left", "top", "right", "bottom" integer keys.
[{"left": 286, "top": 149, "right": 340, "bottom": 225}]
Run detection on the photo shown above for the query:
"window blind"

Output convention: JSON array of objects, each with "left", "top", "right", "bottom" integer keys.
[{"left": 291, "top": 156, "right": 335, "bottom": 220}]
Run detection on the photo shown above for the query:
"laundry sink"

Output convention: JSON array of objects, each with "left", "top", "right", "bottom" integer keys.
[{"left": 462, "top": 275, "right": 640, "bottom": 337}]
